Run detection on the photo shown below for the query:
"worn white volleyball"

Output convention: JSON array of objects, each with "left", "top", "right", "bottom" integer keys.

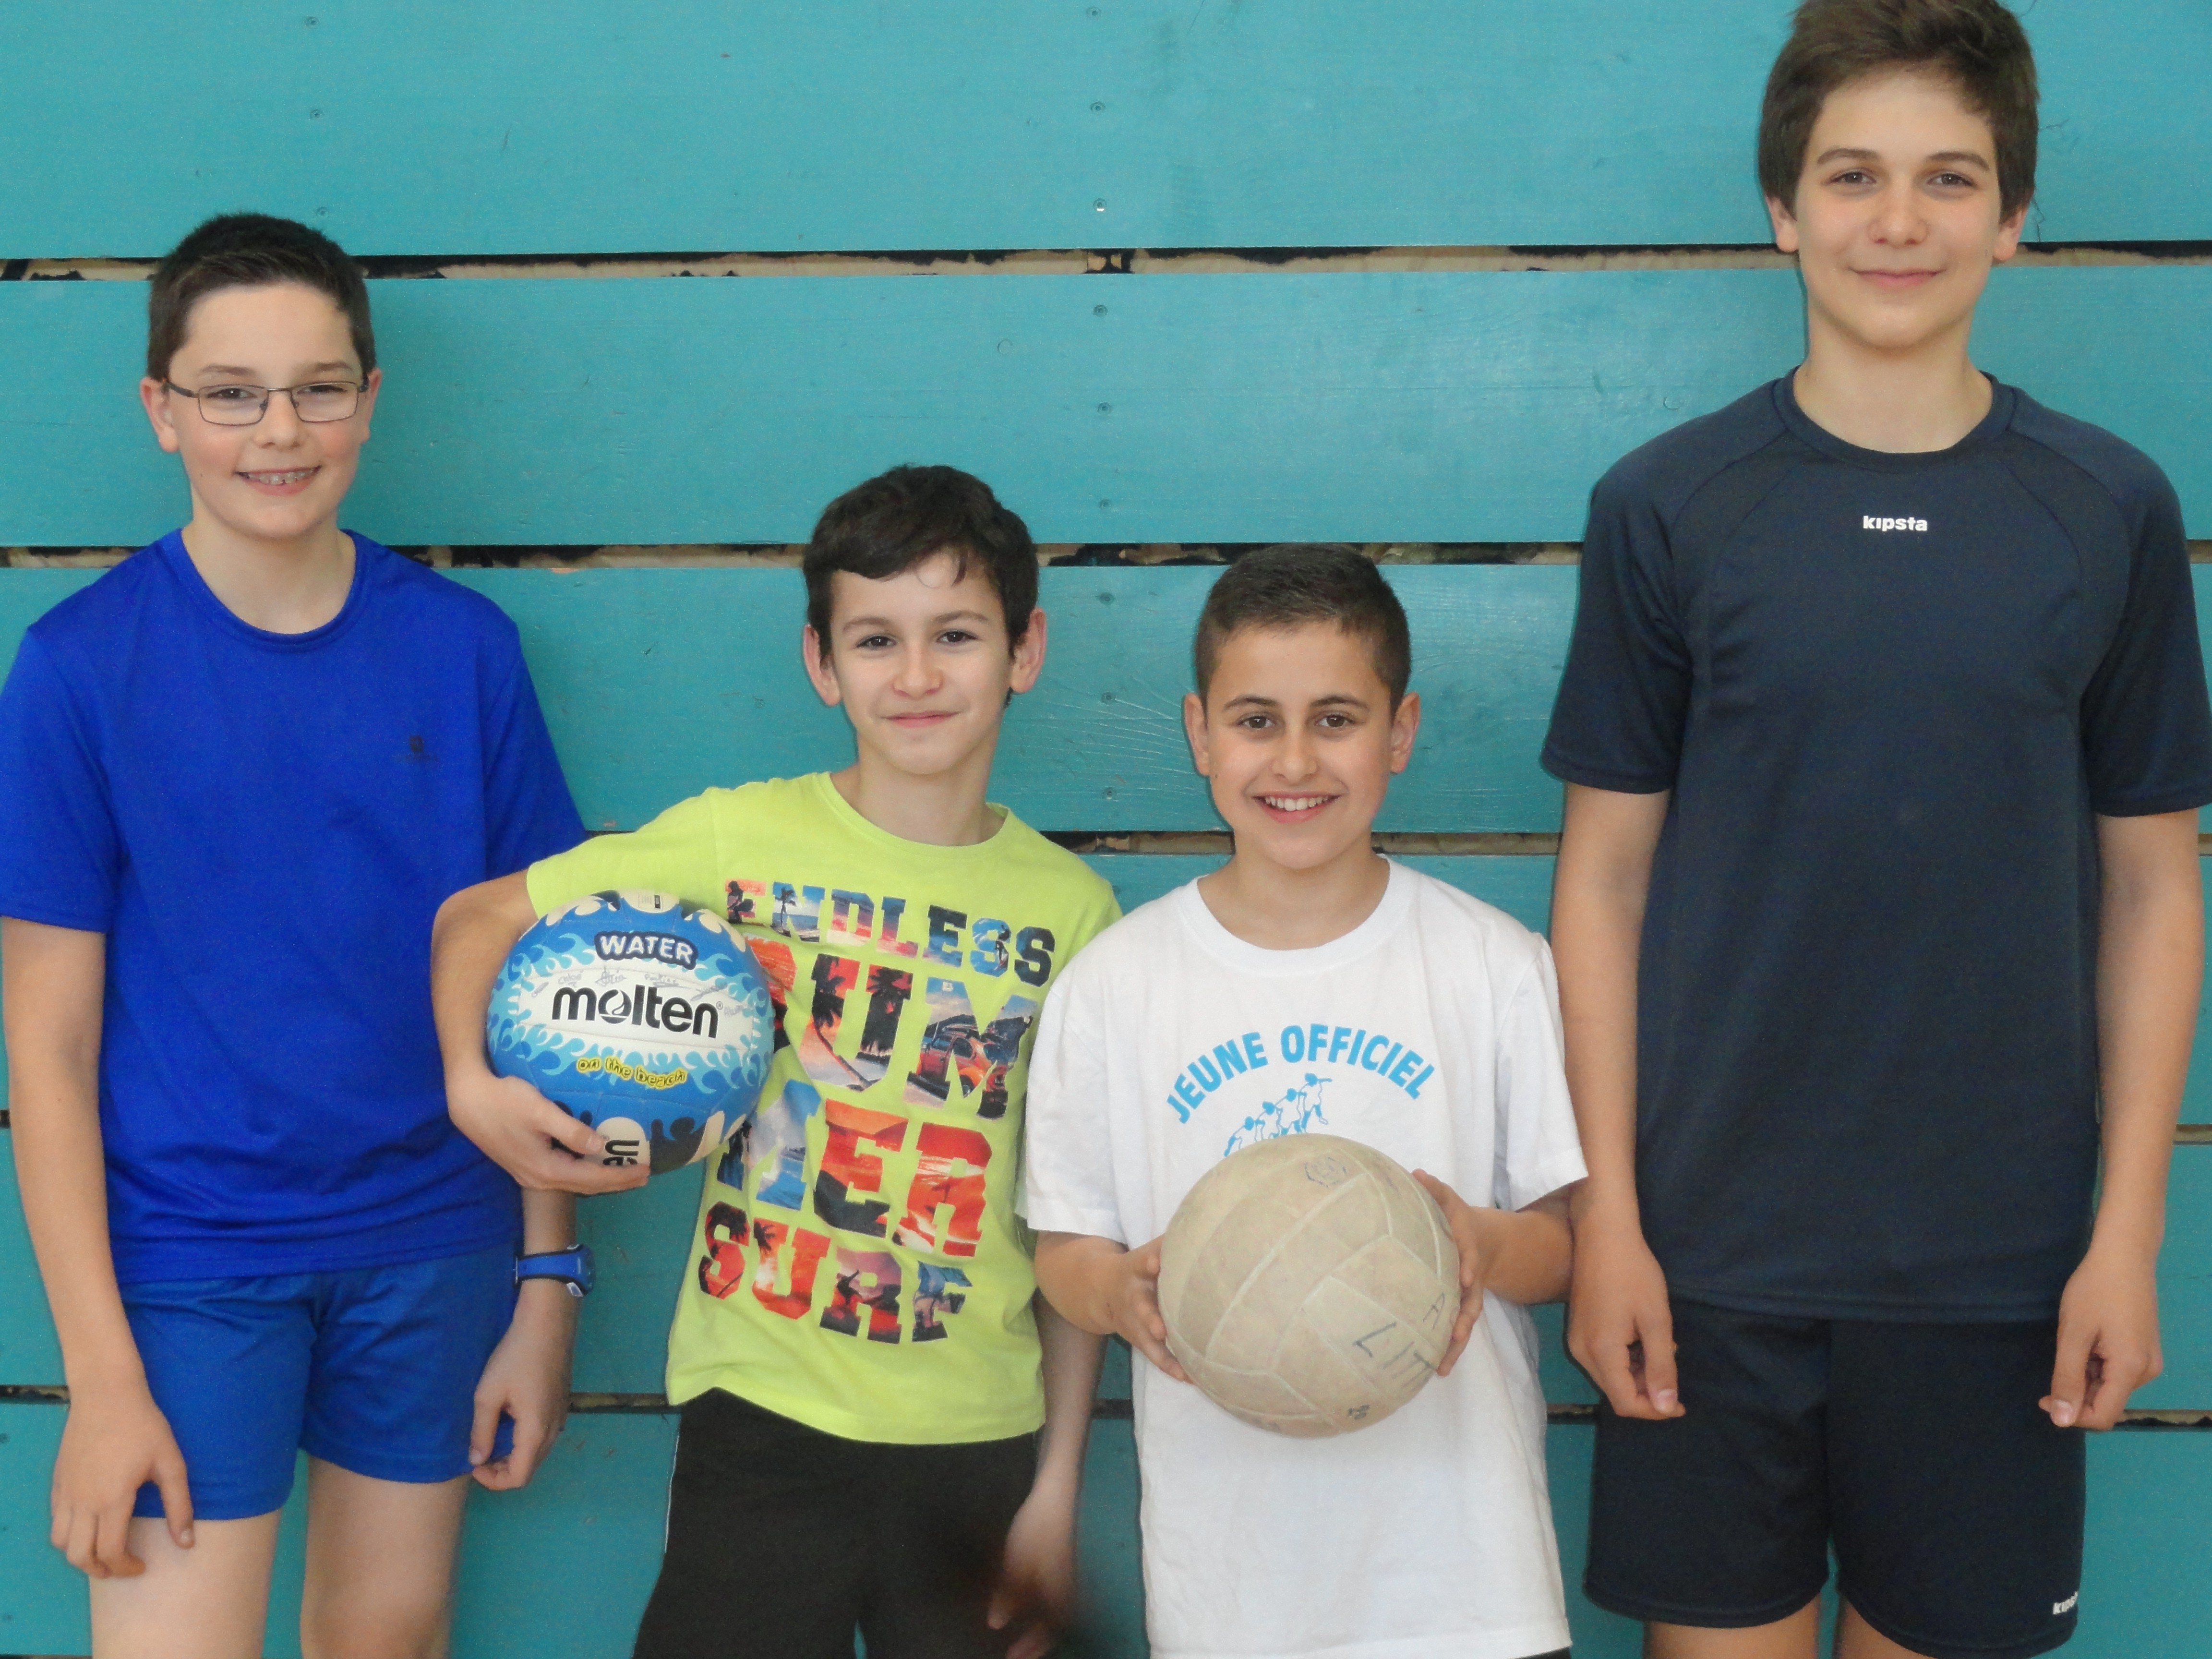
[{"left": 1158, "top": 1133, "right": 1459, "bottom": 1437}]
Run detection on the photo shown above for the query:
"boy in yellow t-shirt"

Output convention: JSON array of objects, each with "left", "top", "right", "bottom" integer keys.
[{"left": 430, "top": 465, "right": 1119, "bottom": 1658}]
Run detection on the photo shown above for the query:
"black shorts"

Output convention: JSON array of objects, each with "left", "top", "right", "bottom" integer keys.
[
  {"left": 1586, "top": 1299, "right": 2085, "bottom": 1659},
  {"left": 633, "top": 1389, "right": 1038, "bottom": 1659}
]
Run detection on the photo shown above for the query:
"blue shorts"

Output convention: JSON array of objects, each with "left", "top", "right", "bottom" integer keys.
[{"left": 122, "top": 1244, "right": 519, "bottom": 1521}]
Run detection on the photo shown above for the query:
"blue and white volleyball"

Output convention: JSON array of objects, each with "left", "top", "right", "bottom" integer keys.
[{"left": 486, "top": 890, "right": 774, "bottom": 1174}]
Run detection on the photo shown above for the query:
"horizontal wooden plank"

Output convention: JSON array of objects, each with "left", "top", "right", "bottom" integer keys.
[
  {"left": 4, "top": 267, "right": 2212, "bottom": 548},
  {"left": 2139, "top": 1148, "right": 2212, "bottom": 1408},
  {"left": 0, "top": 1148, "right": 59, "bottom": 1385},
  {"left": 0, "top": 565, "right": 1577, "bottom": 834},
  {"left": 2, "top": 2, "right": 2200, "bottom": 258},
  {"left": 11, "top": 560, "right": 2212, "bottom": 838}
]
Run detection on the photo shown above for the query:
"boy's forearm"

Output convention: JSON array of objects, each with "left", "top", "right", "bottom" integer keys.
[
  {"left": 2088, "top": 809, "right": 2202, "bottom": 1260},
  {"left": 1472, "top": 1196, "right": 1575, "bottom": 1306},
  {"left": 1033, "top": 1232, "right": 1121, "bottom": 1338},
  {"left": 431, "top": 871, "right": 538, "bottom": 1083},
  {"left": 1551, "top": 784, "right": 1669, "bottom": 1228},
  {"left": 2, "top": 920, "right": 142, "bottom": 1391},
  {"left": 1031, "top": 1297, "right": 1104, "bottom": 1496},
  {"left": 522, "top": 1189, "right": 577, "bottom": 1253}
]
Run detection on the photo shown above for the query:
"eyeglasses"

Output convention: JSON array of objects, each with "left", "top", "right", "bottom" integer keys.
[{"left": 164, "top": 379, "right": 367, "bottom": 426}]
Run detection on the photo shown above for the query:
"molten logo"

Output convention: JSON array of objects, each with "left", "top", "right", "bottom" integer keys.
[
  {"left": 549, "top": 982, "right": 721, "bottom": 1039},
  {"left": 1862, "top": 515, "right": 1929, "bottom": 532}
]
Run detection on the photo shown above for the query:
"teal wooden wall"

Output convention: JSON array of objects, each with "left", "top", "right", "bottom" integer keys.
[{"left": 4, "top": 4, "right": 2209, "bottom": 1655}]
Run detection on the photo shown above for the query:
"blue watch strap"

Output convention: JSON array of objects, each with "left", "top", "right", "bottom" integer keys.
[{"left": 515, "top": 1244, "right": 596, "bottom": 1298}]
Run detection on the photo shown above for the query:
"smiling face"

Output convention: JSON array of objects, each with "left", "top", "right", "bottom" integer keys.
[
  {"left": 1183, "top": 622, "right": 1419, "bottom": 878},
  {"left": 140, "top": 281, "right": 379, "bottom": 553},
  {"left": 802, "top": 549, "right": 1043, "bottom": 783},
  {"left": 1769, "top": 69, "right": 2024, "bottom": 361}
]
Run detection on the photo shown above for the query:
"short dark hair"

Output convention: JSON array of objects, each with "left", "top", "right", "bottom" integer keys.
[
  {"left": 1192, "top": 545, "right": 1411, "bottom": 709},
  {"left": 803, "top": 465, "right": 1039, "bottom": 647},
  {"left": 1758, "top": 0, "right": 2038, "bottom": 222},
  {"left": 146, "top": 213, "right": 375, "bottom": 381}
]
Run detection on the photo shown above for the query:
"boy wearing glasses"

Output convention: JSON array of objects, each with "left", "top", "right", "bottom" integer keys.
[{"left": 0, "top": 213, "right": 585, "bottom": 1658}]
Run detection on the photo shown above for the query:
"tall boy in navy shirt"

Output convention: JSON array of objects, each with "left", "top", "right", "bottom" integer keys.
[
  {"left": 1544, "top": 4, "right": 2211, "bottom": 1657},
  {"left": 0, "top": 216, "right": 585, "bottom": 1657}
]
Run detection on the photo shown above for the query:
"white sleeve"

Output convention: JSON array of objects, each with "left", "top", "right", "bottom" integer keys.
[
  {"left": 1017, "top": 963, "right": 1129, "bottom": 1244},
  {"left": 1492, "top": 938, "right": 1588, "bottom": 1212}
]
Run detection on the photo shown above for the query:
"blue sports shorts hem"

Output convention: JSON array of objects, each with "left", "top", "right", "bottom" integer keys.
[{"left": 124, "top": 1243, "right": 518, "bottom": 1521}]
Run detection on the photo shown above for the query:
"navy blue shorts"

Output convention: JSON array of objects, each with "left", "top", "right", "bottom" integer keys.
[
  {"left": 121, "top": 1243, "right": 519, "bottom": 1521},
  {"left": 1586, "top": 1299, "right": 2084, "bottom": 1659}
]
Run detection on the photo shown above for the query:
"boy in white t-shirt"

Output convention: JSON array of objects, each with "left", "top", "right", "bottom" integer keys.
[{"left": 1023, "top": 545, "right": 1586, "bottom": 1659}]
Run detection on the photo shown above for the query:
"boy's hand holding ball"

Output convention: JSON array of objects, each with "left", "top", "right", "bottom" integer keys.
[
  {"left": 445, "top": 1067, "right": 647, "bottom": 1196},
  {"left": 1033, "top": 1233, "right": 1190, "bottom": 1384},
  {"left": 1410, "top": 1170, "right": 1491, "bottom": 1377},
  {"left": 1102, "top": 1238, "right": 1191, "bottom": 1383}
]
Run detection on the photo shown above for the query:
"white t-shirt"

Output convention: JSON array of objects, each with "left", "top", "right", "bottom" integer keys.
[{"left": 1022, "top": 863, "right": 1587, "bottom": 1659}]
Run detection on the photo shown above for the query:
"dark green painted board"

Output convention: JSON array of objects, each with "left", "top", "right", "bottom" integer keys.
[
  {"left": 2, "top": 3, "right": 2201, "bottom": 257},
  {"left": 7, "top": 267, "right": 2212, "bottom": 547}
]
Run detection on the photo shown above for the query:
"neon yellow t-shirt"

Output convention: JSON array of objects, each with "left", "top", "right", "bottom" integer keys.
[{"left": 527, "top": 772, "right": 1119, "bottom": 1443}]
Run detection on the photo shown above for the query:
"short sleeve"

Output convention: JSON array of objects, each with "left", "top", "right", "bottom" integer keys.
[
  {"left": 0, "top": 632, "right": 121, "bottom": 932},
  {"left": 480, "top": 638, "right": 586, "bottom": 876},
  {"left": 1017, "top": 966, "right": 1128, "bottom": 1243},
  {"left": 1491, "top": 941, "right": 1587, "bottom": 1214},
  {"left": 525, "top": 791, "right": 725, "bottom": 918},
  {"left": 2081, "top": 472, "right": 2212, "bottom": 817},
  {"left": 1539, "top": 476, "right": 1691, "bottom": 794}
]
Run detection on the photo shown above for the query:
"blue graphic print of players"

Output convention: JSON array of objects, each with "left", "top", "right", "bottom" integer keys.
[{"left": 1222, "top": 1073, "right": 1330, "bottom": 1157}]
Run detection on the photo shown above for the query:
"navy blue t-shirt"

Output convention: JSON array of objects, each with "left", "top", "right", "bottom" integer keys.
[
  {"left": 0, "top": 531, "right": 585, "bottom": 1283},
  {"left": 1542, "top": 376, "right": 2212, "bottom": 1320}
]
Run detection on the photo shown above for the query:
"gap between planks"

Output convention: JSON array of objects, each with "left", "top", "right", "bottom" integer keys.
[
  {"left": 16, "top": 543, "right": 2212, "bottom": 570},
  {"left": 5, "top": 243, "right": 2208, "bottom": 283},
  {"left": 3, "top": 542, "right": 1585, "bottom": 570},
  {"left": 3, "top": 1387, "right": 2209, "bottom": 1429}
]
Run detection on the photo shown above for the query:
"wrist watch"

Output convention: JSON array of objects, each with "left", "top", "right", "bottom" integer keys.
[{"left": 515, "top": 1244, "right": 596, "bottom": 1298}]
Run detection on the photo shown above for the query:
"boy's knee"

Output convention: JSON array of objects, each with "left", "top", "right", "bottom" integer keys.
[{"left": 301, "top": 1591, "right": 452, "bottom": 1659}]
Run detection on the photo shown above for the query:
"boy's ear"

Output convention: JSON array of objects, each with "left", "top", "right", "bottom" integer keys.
[
  {"left": 1767, "top": 193, "right": 1803, "bottom": 255},
  {"left": 140, "top": 377, "right": 183, "bottom": 454},
  {"left": 1993, "top": 199, "right": 2029, "bottom": 264},
  {"left": 1183, "top": 691, "right": 1212, "bottom": 777},
  {"left": 1007, "top": 607, "right": 1047, "bottom": 695},
  {"left": 1388, "top": 690, "right": 1422, "bottom": 776},
  {"left": 801, "top": 625, "right": 844, "bottom": 708},
  {"left": 355, "top": 365, "right": 383, "bottom": 446}
]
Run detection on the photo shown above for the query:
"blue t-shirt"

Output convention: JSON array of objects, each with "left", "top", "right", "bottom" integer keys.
[
  {"left": 1542, "top": 376, "right": 2212, "bottom": 1321},
  {"left": 0, "top": 531, "right": 585, "bottom": 1283}
]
